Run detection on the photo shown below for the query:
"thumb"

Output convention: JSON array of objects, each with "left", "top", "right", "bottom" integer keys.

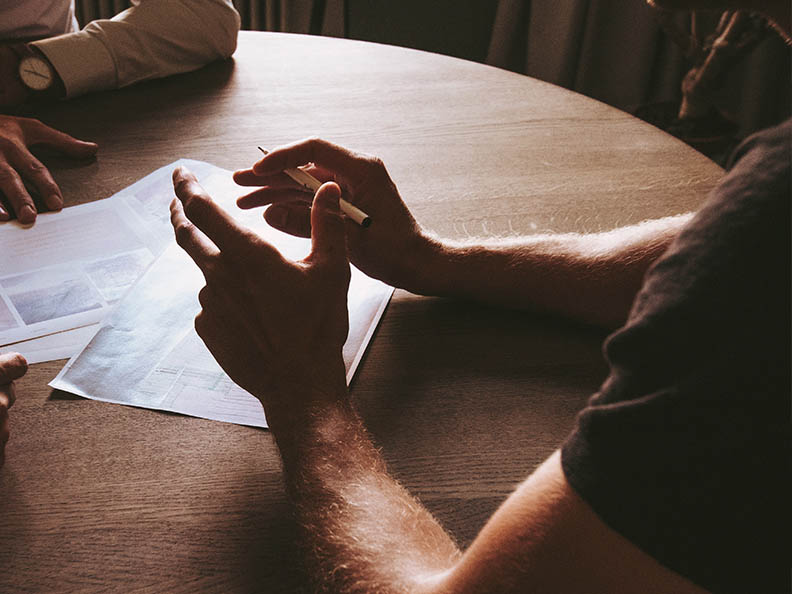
[
  {"left": 0, "top": 352, "right": 27, "bottom": 384},
  {"left": 309, "top": 182, "right": 347, "bottom": 265}
]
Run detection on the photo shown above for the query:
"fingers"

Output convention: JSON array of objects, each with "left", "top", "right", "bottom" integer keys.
[
  {"left": 0, "top": 351, "right": 24, "bottom": 416},
  {"left": 236, "top": 187, "right": 310, "bottom": 210},
  {"left": 9, "top": 148, "right": 63, "bottom": 212},
  {"left": 0, "top": 160, "right": 36, "bottom": 223},
  {"left": 172, "top": 166, "right": 254, "bottom": 256},
  {"left": 0, "top": 352, "right": 27, "bottom": 384},
  {"left": 169, "top": 196, "right": 219, "bottom": 270},
  {"left": 233, "top": 169, "right": 306, "bottom": 189},
  {"left": 233, "top": 164, "right": 332, "bottom": 189},
  {"left": 309, "top": 182, "right": 347, "bottom": 266},
  {"left": 0, "top": 117, "right": 95, "bottom": 223},
  {"left": 251, "top": 138, "right": 371, "bottom": 182},
  {"left": 265, "top": 202, "right": 312, "bottom": 238},
  {"left": 0, "top": 383, "right": 15, "bottom": 410},
  {"left": 25, "top": 119, "right": 98, "bottom": 159}
]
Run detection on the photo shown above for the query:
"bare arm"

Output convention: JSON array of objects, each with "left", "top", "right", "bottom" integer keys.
[
  {"left": 272, "top": 400, "right": 462, "bottom": 593},
  {"left": 170, "top": 169, "right": 705, "bottom": 593},
  {"left": 276, "top": 405, "right": 705, "bottom": 594},
  {"left": 234, "top": 138, "right": 690, "bottom": 329},
  {"left": 415, "top": 214, "right": 690, "bottom": 327}
]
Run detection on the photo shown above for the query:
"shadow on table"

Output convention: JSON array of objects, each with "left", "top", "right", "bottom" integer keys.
[{"left": 350, "top": 293, "right": 610, "bottom": 546}]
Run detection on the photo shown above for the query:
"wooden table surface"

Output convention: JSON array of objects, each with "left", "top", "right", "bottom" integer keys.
[{"left": 1, "top": 31, "right": 723, "bottom": 592}]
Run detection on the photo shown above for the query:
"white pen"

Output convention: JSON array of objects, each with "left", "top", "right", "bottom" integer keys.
[{"left": 257, "top": 147, "right": 371, "bottom": 227}]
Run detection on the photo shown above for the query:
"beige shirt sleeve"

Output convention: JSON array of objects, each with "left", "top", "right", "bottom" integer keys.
[{"left": 30, "top": 0, "right": 240, "bottom": 98}]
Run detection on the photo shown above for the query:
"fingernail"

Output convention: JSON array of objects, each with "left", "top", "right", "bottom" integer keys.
[
  {"left": 46, "top": 194, "right": 63, "bottom": 211},
  {"left": 0, "top": 206, "right": 8, "bottom": 220},
  {"left": 19, "top": 205, "right": 36, "bottom": 223},
  {"left": 172, "top": 166, "right": 186, "bottom": 182}
]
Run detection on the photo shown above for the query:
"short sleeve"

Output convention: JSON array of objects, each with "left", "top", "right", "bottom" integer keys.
[{"left": 561, "top": 120, "right": 791, "bottom": 593}]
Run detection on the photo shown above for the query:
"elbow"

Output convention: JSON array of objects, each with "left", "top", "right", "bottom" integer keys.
[
  {"left": 213, "top": 2, "right": 241, "bottom": 59},
  {"left": 195, "top": 0, "right": 240, "bottom": 59}
]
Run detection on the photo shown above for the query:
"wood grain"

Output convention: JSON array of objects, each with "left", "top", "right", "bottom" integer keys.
[{"left": 1, "top": 32, "right": 723, "bottom": 592}]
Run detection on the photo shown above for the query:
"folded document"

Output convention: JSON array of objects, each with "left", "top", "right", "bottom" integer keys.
[{"left": 48, "top": 161, "right": 393, "bottom": 427}]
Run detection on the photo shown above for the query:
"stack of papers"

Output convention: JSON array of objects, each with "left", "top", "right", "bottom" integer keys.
[
  {"left": 0, "top": 160, "right": 217, "bottom": 361},
  {"left": 1, "top": 161, "right": 393, "bottom": 427}
]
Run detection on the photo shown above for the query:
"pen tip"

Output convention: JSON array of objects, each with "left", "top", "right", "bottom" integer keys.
[{"left": 257, "top": 147, "right": 268, "bottom": 155}]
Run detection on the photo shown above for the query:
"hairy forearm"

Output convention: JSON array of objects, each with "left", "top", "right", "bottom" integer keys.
[
  {"left": 270, "top": 399, "right": 460, "bottom": 593},
  {"left": 414, "top": 214, "right": 692, "bottom": 328}
]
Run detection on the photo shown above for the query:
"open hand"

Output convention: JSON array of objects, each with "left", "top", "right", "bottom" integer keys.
[
  {"left": 0, "top": 352, "right": 27, "bottom": 468},
  {"left": 170, "top": 167, "right": 351, "bottom": 425},
  {"left": 233, "top": 138, "right": 437, "bottom": 293},
  {"left": 0, "top": 115, "right": 97, "bottom": 224}
]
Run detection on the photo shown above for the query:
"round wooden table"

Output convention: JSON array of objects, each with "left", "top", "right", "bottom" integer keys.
[{"left": 1, "top": 31, "right": 723, "bottom": 592}]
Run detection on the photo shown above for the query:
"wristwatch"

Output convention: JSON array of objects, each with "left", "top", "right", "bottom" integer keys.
[{"left": 10, "top": 43, "right": 65, "bottom": 100}]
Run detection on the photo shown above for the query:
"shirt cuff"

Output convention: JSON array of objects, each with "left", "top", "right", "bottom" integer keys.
[{"left": 31, "top": 32, "right": 116, "bottom": 98}]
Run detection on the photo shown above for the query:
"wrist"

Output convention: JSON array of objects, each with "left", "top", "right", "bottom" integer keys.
[
  {"left": 254, "top": 352, "right": 350, "bottom": 433},
  {"left": 271, "top": 396, "right": 357, "bottom": 450},
  {"left": 404, "top": 232, "right": 455, "bottom": 297},
  {"left": 9, "top": 43, "right": 66, "bottom": 104}
]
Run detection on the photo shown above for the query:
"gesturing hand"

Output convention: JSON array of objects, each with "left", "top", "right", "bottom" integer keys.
[
  {"left": 0, "top": 115, "right": 97, "bottom": 224},
  {"left": 233, "top": 138, "right": 437, "bottom": 294},
  {"left": 0, "top": 352, "right": 27, "bottom": 468},
  {"left": 170, "top": 167, "right": 351, "bottom": 425}
]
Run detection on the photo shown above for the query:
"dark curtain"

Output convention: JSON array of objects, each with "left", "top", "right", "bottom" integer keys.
[
  {"left": 76, "top": 0, "right": 790, "bottom": 139},
  {"left": 486, "top": 0, "right": 791, "bottom": 138},
  {"left": 76, "top": 0, "right": 343, "bottom": 35}
]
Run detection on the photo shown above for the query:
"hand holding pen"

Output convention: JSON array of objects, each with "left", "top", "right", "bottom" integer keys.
[
  {"left": 257, "top": 147, "right": 371, "bottom": 227},
  {"left": 232, "top": 137, "right": 437, "bottom": 293}
]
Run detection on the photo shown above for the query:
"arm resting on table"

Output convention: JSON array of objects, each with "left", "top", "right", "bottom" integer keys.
[
  {"left": 32, "top": 0, "right": 240, "bottom": 98},
  {"left": 239, "top": 138, "right": 693, "bottom": 330},
  {"left": 413, "top": 214, "right": 691, "bottom": 329},
  {"left": 271, "top": 392, "right": 708, "bottom": 594}
]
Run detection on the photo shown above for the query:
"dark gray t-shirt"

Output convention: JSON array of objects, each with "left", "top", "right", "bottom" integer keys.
[{"left": 561, "top": 120, "right": 791, "bottom": 593}]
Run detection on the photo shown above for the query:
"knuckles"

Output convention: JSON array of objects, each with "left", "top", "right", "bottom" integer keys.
[
  {"left": 0, "top": 164, "right": 21, "bottom": 185},
  {"left": 367, "top": 156, "right": 386, "bottom": 172},
  {"left": 173, "top": 220, "right": 195, "bottom": 246},
  {"left": 202, "top": 258, "right": 227, "bottom": 285},
  {"left": 303, "top": 136, "right": 326, "bottom": 157},
  {"left": 21, "top": 160, "right": 47, "bottom": 177},
  {"left": 173, "top": 177, "right": 205, "bottom": 209},
  {"left": 181, "top": 191, "right": 214, "bottom": 225},
  {"left": 172, "top": 174, "right": 195, "bottom": 196},
  {"left": 0, "top": 136, "right": 18, "bottom": 155}
]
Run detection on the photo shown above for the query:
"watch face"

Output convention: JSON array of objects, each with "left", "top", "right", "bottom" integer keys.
[{"left": 19, "top": 56, "right": 53, "bottom": 91}]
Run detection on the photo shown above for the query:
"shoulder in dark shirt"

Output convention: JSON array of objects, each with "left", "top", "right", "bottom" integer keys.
[{"left": 561, "top": 119, "right": 791, "bottom": 594}]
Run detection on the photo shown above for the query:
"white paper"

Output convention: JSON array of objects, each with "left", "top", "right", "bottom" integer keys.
[
  {"left": 50, "top": 162, "right": 393, "bottom": 428},
  {"left": 0, "top": 159, "right": 216, "bottom": 349},
  {"left": 0, "top": 325, "right": 98, "bottom": 364}
]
